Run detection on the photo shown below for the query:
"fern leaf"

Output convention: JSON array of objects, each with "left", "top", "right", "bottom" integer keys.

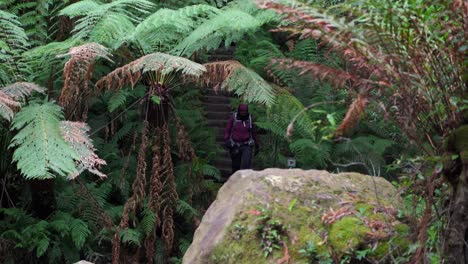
[
  {"left": 2, "top": 82, "right": 44, "bottom": 100},
  {"left": 271, "top": 58, "right": 359, "bottom": 88},
  {"left": 57, "top": 43, "right": 112, "bottom": 118},
  {"left": 59, "top": 0, "right": 154, "bottom": 41},
  {"left": 10, "top": 102, "right": 79, "bottom": 179},
  {"left": 107, "top": 89, "right": 129, "bottom": 112},
  {"left": 199, "top": 60, "right": 275, "bottom": 106},
  {"left": 130, "top": 4, "right": 220, "bottom": 53},
  {"left": 173, "top": 9, "right": 263, "bottom": 56},
  {"left": 36, "top": 237, "right": 50, "bottom": 257},
  {"left": 0, "top": 82, "right": 44, "bottom": 121},
  {"left": 335, "top": 94, "right": 369, "bottom": 137},
  {"left": 176, "top": 199, "right": 199, "bottom": 218},
  {"left": 140, "top": 210, "right": 157, "bottom": 235},
  {"left": 96, "top": 52, "right": 206, "bottom": 90},
  {"left": 70, "top": 218, "right": 91, "bottom": 249},
  {"left": 60, "top": 121, "right": 107, "bottom": 179},
  {"left": 0, "top": 10, "right": 28, "bottom": 51},
  {"left": 0, "top": 91, "right": 19, "bottom": 121},
  {"left": 120, "top": 228, "right": 142, "bottom": 246},
  {"left": 201, "top": 163, "right": 221, "bottom": 181}
]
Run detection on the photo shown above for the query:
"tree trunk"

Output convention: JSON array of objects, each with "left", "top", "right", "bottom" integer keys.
[
  {"left": 443, "top": 125, "right": 468, "bottom": 264},
  {"left": 444, "top": 165, "right": 468, "bottom": 264}
]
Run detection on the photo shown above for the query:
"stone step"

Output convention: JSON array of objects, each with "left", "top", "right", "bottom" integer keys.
[
  {"left": 202, "top": 89, "right": 232, "bottom": 96},
  {"left": 206, "top": 112, "right": 232, "bottom": 120},
  {"left": 202, "top": 95, "right": 231, "bottom": 104},
  {"left": 207, "top": 119, "right": 228, "bottom": 128},
  {"left": 204, "top": 103, "right": 232, "bottom": 113}
]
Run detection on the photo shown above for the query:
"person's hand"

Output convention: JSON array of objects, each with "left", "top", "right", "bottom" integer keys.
[
  {"left": 254, "top": 145, "right": 260, "bottom": 156},
  {"left": 224, "top": 140, "right": 232, "bottom": 149}
]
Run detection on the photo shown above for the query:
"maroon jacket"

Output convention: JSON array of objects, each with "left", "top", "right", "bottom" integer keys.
[{"left": 224, "top": 104, "right": 259, "bottom": 145}]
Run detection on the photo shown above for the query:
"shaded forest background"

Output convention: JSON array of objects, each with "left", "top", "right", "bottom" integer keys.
[{"left": 0, "top": 0, "right": 465, "bottom": 263}]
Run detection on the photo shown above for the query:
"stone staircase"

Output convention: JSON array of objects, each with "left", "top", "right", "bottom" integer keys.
[
  {"left": 202, "top": 45, "right": 237, "bottom": 178},
  {"left": 202, "top": 90, "right": 233, "bottom": 178}
]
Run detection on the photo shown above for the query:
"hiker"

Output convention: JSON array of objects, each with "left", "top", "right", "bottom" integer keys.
[{"left": 224, "top": 104, "right": 260, "bottom": 174}]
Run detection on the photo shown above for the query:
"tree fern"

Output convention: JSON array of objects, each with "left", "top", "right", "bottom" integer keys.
[
  {"left": 9, "top": 102, "right": 78, "bottom": 179},
  {"left": 97, "top": 52, "right": 206, "bottom": 90}
]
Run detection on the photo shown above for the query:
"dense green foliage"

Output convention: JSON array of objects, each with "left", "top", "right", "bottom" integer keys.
[{"left": 0, "top": 0, "right": 465, "bottom": 263}]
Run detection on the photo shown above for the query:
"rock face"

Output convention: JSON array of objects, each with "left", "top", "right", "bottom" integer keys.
[{"left": 183, "top": 169, "right": 410, "bottom": 264}]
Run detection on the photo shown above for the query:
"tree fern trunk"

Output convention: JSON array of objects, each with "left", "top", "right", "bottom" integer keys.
[{"left": 147, "top": 84, "right": 169, "bottom": 128}]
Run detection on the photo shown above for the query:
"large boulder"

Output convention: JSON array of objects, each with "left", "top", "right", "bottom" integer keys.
[{"left": 183, "top": 169, "right": 410, "bottom": 264}]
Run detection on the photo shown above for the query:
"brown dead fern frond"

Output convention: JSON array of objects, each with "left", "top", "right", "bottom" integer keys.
[
  {"left": 198, "top": 60, "right": 243, "bottom": 91},
  {"left": 112, "top": 122, "right": 149, "bottom": 264},
  {"left": 175, "top": 116, "right": 196, "bottom": 162},
  {"left": 57, "top": 43, "right": 112, "bottom": 120},
  {"left": 334, "top": 94, "right": 369, "bottom": 137},
  {"left": 0, "top": 82, "right": 45, "bottom": 121},
  {"left": 60, "top": 121, "right": 107, "bottom": 179},
  {"left": 270, "top": 59, "right": 359, "bottom": 89},
  {"left": 96, "top": 52, "right": 206, "bottom": 91},
  {"left": 160, "top": 124, "right": 178, "bottom": 253},
  {"left": 133, "top": 121, "right": 149, "bottom": 211},
  {"left": 145, "top": 127, "right": 164, "bottom": 263}
]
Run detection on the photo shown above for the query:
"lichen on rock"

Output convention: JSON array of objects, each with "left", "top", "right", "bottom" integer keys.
[{"left": 183, "top": 169, "right": 410, "bottom": 264}]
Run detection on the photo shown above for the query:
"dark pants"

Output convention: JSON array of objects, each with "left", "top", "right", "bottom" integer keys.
[{"left": 230, "top": 145, "right": 252, "bottom": 174}]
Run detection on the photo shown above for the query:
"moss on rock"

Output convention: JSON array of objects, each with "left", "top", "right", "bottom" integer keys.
[
  {"left": 328, "top": 216, "right": 371, "bottom": 253},
  {"left": 183, "top": 169, "right": 412, "bottom": 264}
]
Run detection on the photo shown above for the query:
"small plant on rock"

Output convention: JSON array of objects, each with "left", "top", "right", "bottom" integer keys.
[{"left": 255, "top": 207, "right": 286, "bottom": 257}]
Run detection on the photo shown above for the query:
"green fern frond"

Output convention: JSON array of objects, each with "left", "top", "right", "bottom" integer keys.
[
  {"left": 140, "top": 210, "right": 157, "bottom": 235},
  {"left": 200, "top": 60, "right": 275, "bottom": 106},
  {"left": 224, "top": 66, "right": 275, "bottom": 106},
  {"left": 107, "top": 90, "right": 128, "bottom": 113},
  {"left": 129, "top": 4, "right": 220, "bottom": 53},
  {"left": 70, "top": 218, "right": 91, "bottom": 249},
  {"left": 176, "top": 199, "right": 199, "bottom": 218},
  {"left": 0, "top": 10, "right": 28, "bottom": 51},
  {"left": 36, "top": 237, "right": 50, "bottom": 257},
  {"left": 106, "top": 205, "right": 124, "bottom": 223},
  {"left": 201, "top": 163, "right": 221, "bottom": 181},
  {"left": 120, "top": 228, "right": 142, "bottom": 246},
  {"left": 173, "top": 9, "right": 263, "bottom": 56},
  {"left": 59, "top": 0, "right": 154, "bottom": 43},
  {"left": 10, "top": 102, "right": 78, "bottom": 179}
]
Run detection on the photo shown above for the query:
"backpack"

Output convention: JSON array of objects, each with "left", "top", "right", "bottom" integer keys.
[{"left": 229, "top": 112, "right": 255, "bottom": 147}]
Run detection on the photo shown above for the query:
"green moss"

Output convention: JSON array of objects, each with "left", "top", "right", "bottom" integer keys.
[
  {"left": 368, "top": 223, "right": 411, "bottom": 260},
  {"left": 211, "top": 230, "right": 265, "bottom": 264},
  {"left": 328, "top": 216, "right": 371, "bottom": 253}
]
